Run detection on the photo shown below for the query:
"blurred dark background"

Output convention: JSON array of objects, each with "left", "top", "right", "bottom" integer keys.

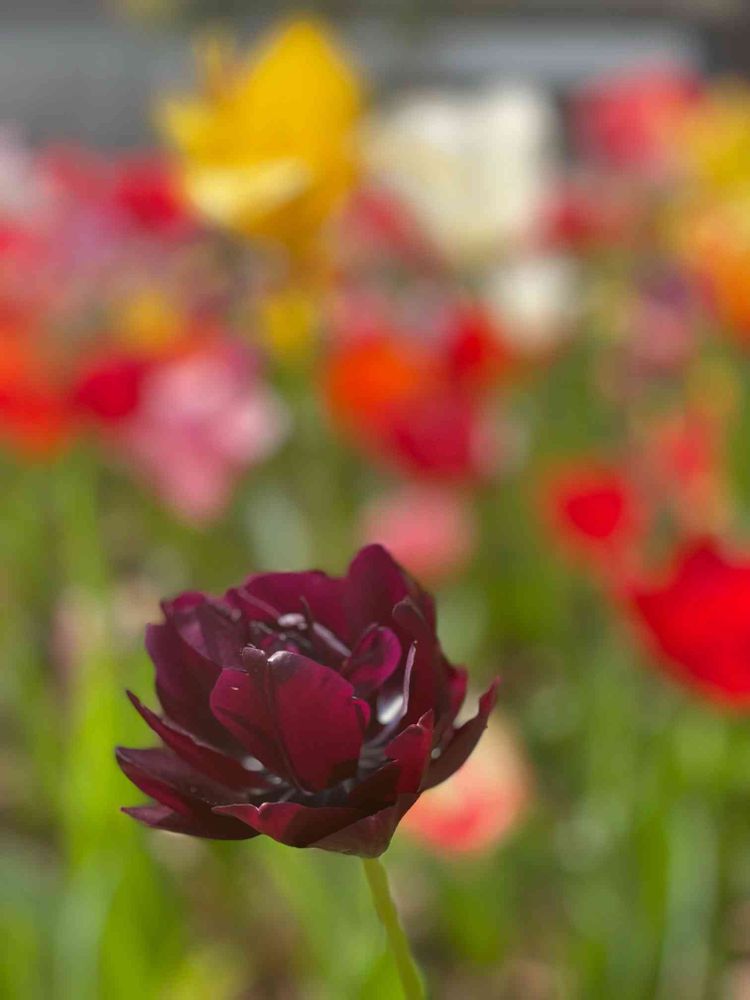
[{"left": 5, "top": 0, "right": 750, "bottom": 146}]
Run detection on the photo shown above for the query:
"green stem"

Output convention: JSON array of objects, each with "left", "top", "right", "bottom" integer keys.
[{"left": 362, "top": 857, "right": 424, "bottom": 999}]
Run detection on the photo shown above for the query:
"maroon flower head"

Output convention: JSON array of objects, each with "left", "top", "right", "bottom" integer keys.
[{"left": 117, "top": 545, "right": 498, "bottom": 856}]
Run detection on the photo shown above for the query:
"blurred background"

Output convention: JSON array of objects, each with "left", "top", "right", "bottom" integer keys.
[{"left": 6, "top": 1, "right": 750, "bottom": 998}]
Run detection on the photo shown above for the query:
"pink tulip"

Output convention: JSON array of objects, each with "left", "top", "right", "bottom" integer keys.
[
  {"left": 113, "top": 341, "right": 288, "bottom": 523},
  {"left": 359, "top": 485, "right": 476, "bottom": 582}
]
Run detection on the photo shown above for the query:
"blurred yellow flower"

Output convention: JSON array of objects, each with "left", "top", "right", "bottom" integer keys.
[
  {"left": 681, "top": 84, "right": 750, "bottom": 196},
  {"left": 159, "top": 19, "right": 362, "bottom": 254},
  {"left": 116, "top": 289, "right": 183, "bottom": 353},
  {"left": 668, "top": 84, "right": 750, "bottom": 337},
  {"left": 259, "top": 288, "right": 319, "bottom": 365}
]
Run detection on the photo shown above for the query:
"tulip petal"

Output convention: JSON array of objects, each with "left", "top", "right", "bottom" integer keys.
[
  {"left": 446, "top": 664, "right": 469, "bottom": 724},
  {"left": 213, "top": 801, "right": 364, "bottom": 847},
  {"left": 346, "top": 544, "right": 436, "bottom": 638},
  {"left": 115, "top": 746, "right": 238, "bottom": 809},
  {"left": 345, "top": 762, "right": 401, "bottom": 810},
  {"left": 127, "top": 692, "right": 270, "bottom": 791},
  {"left": 210, "top": 650, "right": 369, "bottom": 791},
  {"left": 348, "top": 711, "right": 434, "bottom": 809},
  {"left": 423, "top": 679, "right": 499, "bottom": 790},
  {"left": 628, "top": 539, "right": 750, "bottom": 703},
  {"left": 164, "top": 593, "right": 248, "bottom": 670},
  {"left": 392, "top": 597, "right": 448, "bottom": 726},
  {"left": 219, "top": 794, "right": 421, "bottom": 857},
  {"left": 231, "top": 570, "right": 348, "bottom": 636},
  {"left": 123, "top": 804, "right": 255, "bottom": 840},
  {"left": 368, "top": 641, "right": 416, "bottom": 737},
  {"left": 147, "top": 621, "right": 231, "bottom": 751},
  {"left": 341, "top": 625, "right": 402, "bottom": 698},
  {"left": 311, "top": 794, "right": 420, "bottom": 857},
  {"left": 386, "top": 711, "right": 434, "bottom": 793}
]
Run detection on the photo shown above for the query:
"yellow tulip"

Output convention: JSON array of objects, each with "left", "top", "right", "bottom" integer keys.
[
  {"left": 159, "top": 19, "right": 362, "bottom": 254},
  {"left": 116, "top": 289, "right": 183, "bottom": 353},
  {"left": 681, "top": 83, "right": 750, "bottom": 197},
  {"left": 668, "top": 83, "right": 750, "bottom": 311},
  {"left": 258, "top": 288, "right": 320, "bottom": 365}
]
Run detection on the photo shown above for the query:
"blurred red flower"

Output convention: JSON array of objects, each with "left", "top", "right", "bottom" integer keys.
[
  {"left": 0, "top": 142, "right": 197, "bottom": 457},
  {"left": 443, "top": 304, "right": 514, "bottom": 390},
  {"left": 544, "top": 460, "right": 643, "bottom": 569},
  {"left": 42, "top": 146, "right": 193, "bottom": 238},
  {"left": 629, "top": 538, "right": 750, "bottom": 706},
  {"left": 322, "top": 305, "right": 506, "bottom": 481},
  {"left": 0, "top": 138, "right": 287, "bottom": 523},
  {"left": 0, "top": 310, "right": 73, "bottom": 456},
  {"left": 0, "top": 377, "right": 71, "bottom": 457},
  {"left": 70, "top": 354, "right": 151, "bottom": 424},
  {"left": 111, "top": 156, "right": 193, "bottom": 236}
]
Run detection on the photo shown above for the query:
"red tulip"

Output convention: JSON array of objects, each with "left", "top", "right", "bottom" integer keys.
[
  {"left": 544, "top": 460, "right": 643, "bottom": 569},
  {"left": 112, "top": 156, "right": 193, "bottom": 236},
  {"left": 70, "top": 354, "right": 151, "bottom": 423},
  {"left": 629, "top": 538, "right": 750, "bottom": 706},
  {"left": 322, "top": 313, "right": 504, "bottom": 481}
]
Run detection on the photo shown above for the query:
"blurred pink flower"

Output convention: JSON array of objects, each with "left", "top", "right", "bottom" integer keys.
[
  {"left": 641, "top": 407, "right": 728, "bottom": 535},
  {"left": 402, "top": 717, "right": 530, "bottom": 857},
  {"left": 543, "top": 174, "right": 644, "bottom": 252},
  {"left": 627, "top": 270, "right": 701, "bottom": 375},
  {"left": 359, "top": 485, "right": 476, "bottom": 582},
  {"left": 574, "top": 66, "right": 700, "bottom": 178},
  {"left": 113, "top": 341, "right": 288, "bottom": 523}
]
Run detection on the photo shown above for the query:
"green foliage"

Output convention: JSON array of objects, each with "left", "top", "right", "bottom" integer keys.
[{"left": 4, "top": 342, "right": 750, "bottom": 999}]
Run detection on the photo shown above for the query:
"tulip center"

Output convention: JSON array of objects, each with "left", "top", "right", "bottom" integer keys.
[{"left": 247, "top": 606, "right": 350, "bottom": 668}]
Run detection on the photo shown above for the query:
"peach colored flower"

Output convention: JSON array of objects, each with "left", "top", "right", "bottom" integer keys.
[
  {"left": 402, "top": 718, "right": 529, "bottom": 857},
  {"left": 359, "top": 485, "right": 475, "bottom": 583}
]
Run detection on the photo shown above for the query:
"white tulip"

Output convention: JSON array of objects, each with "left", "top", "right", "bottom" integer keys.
[
  {"left": 482, "top": 254, "right": 578, "bottom": 354},
  {"left": 365, "top": 85, "right": 558, "bottom": 262}
]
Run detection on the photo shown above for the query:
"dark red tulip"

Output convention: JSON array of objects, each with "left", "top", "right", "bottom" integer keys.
[
  {"left": 629, "top": 538, "right": 750, "bottom": 706},
  {"left": 118, "top": 545, "right": 498, "bottom": 856}
]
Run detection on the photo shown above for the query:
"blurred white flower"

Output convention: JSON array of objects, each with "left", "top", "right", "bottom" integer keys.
[
  {"left": 365, "top": 85, "right": 558, "bottom": 262},
  {"left": 482, "top": 253, "right": 578, "bottom": 355},
  {"left": 0, "top": 128, "right": 50, "bottom": 219}
]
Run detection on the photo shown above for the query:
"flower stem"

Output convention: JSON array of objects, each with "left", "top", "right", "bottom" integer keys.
[{"left": 361, "top": 857, "right": 424, "bottom": 999}]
